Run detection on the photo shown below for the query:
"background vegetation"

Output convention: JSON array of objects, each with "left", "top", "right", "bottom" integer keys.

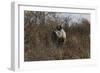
[{"left": 24, "top": 11, "right": 90, "bottom": 61}]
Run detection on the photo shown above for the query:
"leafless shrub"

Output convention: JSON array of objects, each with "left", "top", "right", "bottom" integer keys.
[{"left": 24, "top": 11, "right": 90, "bottom": 61}]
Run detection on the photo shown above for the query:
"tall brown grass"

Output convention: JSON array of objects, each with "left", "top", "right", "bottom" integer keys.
[{"left": 24, "top": 12, "right": 90, "bottom": 61}]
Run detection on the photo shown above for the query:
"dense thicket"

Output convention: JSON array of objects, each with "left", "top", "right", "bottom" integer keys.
[{"left": 24, "top": 11, "right": 90, "bottom": 61}]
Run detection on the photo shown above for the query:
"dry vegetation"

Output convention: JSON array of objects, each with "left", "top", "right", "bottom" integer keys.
[{"left": 24, "top": 11, "right": 90, "bottom": 61}]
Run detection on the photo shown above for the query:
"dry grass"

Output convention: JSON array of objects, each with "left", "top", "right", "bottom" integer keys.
[{"left": 24, "top": 22, "right": 90, "bottom": 61}]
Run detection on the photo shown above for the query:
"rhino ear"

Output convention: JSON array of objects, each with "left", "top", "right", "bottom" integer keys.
[{"left": 61, "top": 24, "right": 64, "bottom": 28}]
